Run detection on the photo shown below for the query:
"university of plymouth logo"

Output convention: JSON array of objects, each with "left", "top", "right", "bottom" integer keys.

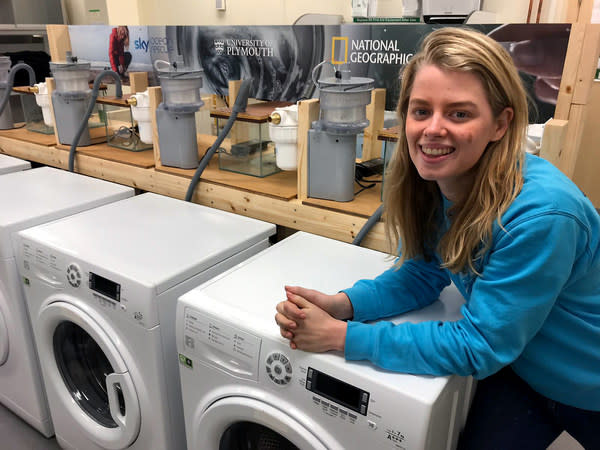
[{"left": 214, "top": 40, "right": 225, "bottom": 55}]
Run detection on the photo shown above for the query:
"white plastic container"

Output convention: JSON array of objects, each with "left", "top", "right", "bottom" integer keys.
[
  {"left": 129, "top": 90, "right": 153, "bottom": 144},
  {"left": 33, "top": 82, "right": 53, "bottom": 127},
  {"left": 268, "top": 104, "right": 299, "bottom": 171}
]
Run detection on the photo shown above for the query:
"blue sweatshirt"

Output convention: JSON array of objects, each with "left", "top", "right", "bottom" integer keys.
[{"left": 343, "top": 154, "right": 600, "bottom": 411}]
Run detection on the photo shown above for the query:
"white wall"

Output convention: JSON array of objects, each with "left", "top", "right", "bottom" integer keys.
[
  {"left": 105, "top": 0, "right": 573, "bottom": 25},
  {"left": 64, "top": 0, "right": 109, "bottom": 24},
  {"left": 107, "top": 0, "right": 352, "bottom": 25}
]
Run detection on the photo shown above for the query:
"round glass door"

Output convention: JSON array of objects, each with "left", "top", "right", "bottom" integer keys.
[
  {"left": 0, "top": 305, "right": 8, "bottom": 365},
  {"left": 38, "top": 300, "right": 141, "bottom": 450},
  {"left": 220, "top": 421, "right": 299, "bottom": 450},
  {"left": 53, "top": 321, "right": 125, "bottom": 428},
  {"left": 193, "top": 397, "right": 334, "bottom": 449}
]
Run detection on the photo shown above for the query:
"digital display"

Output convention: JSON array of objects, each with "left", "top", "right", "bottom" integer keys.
[
  {"left": 89, "top": 272, "right": 120, "bottom": 302},
  {"left": 306, "top": 367, "right": 369, "bottom": 415}
]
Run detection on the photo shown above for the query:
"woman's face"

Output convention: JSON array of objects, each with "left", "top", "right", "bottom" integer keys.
[{"left": 405, "top": 64, "right": 511, "bottom": 201}]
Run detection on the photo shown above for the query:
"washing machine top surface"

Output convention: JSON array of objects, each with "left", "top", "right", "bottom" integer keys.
[
  {"left": 17, "top": 192, "right": 275, "bottom": 294},
  {"left": 179, "top": 231, "right": 466, "bottom": 404},
  {"left": 0, "top": 167, "right": 134, "bottom": 259},
  {"left": 181, "top": 232, "right": 392, "bottom": 339},
  {"left": 0, "top": 154, "right": 30, "bottom": 174}
]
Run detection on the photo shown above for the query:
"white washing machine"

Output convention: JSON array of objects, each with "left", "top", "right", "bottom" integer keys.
[
  {"left": 0, "top": 166, "right": 133, "bottom": 437},
  {"left": 14, "top": 192, "right": 276, "bottom": 450},
  {"left": 176, "top": 232, "right": 474, "bottom": 450},
  {"left": 0, "top": 154, "right": 30, "bottom": 174}
]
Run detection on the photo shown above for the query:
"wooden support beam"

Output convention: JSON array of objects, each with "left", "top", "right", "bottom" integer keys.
[
  {"left": 46, "top": 25, "right": 71, "bottom": 62},
  {"left": 361, "top": 88, "right": 386, "bottom": 162},
  {"left": 296, "top": 98, "right": 320, "bottom": 201},
  {"left": 539, "top": 118, "right": 568, "bottom": 166},
  {"left": 555, "top": 23, "right": 585, "bottom": 119},
  {"left": 148, "top": 86, "right": 162, "bottom": 166},
  {"left": 128, "top": 72, "right": 148, "bottom": 94}
]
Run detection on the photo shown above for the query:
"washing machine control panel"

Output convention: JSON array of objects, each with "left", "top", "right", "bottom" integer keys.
[{"left": 305, "top": 366, "right": 370, "bottom": 416}]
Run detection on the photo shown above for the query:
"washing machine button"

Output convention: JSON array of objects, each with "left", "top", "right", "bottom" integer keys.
[
  {"left": 66, "top": 263, "right": 82, "bottom": 288},
  {"left": 265, "top": 352, "right": 293, "bottom": 385}
]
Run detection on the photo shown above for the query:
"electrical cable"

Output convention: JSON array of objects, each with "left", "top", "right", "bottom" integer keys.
[
  {"left": 68, "top": 70, "right": 122, "bottom": 172},
  {"left": 184, "top": 78, "right": 253, "bottom": 202}
]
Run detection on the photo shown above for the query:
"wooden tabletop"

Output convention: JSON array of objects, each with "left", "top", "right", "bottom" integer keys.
[{"left": 210, "top": 101, "right": 293, "bottom": 123}]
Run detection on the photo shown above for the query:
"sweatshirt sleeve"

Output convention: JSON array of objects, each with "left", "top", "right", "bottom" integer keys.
[
  {"left": 345, "top": 213, "right": 582, "bottom": 378},
  {"left": 341, "top": 255, "right": 451, "bottom": 322}
]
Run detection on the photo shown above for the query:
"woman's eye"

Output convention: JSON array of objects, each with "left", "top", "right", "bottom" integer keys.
[
  {"left": 411, "top": 109, "right": 429, "bottom": 118},
  {"left": 451, "top": 111, "right": 470, "bottom": 119}
]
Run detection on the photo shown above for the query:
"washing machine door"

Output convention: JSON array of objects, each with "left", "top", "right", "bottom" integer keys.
[
  {"left": 193, "top": 396, "right": 331, "bottom": 450},
  {"left": 37, "top": 301, "right": 141, "bottom": 450},
  {"left": 0, "top": 301, "right": 8, "bottom": 365}
]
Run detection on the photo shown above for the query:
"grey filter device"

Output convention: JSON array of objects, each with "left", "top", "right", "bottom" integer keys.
[
  {"left": 0, "top": 56, "right": 35, "bottom": 130},
  {"left": 50, "top": 57, "right": 93, "bottom": 146},
  {"left": 155, "top": 63, "right": 204, "bottom": 169},
  {"left": 308, "top": 62, "right": 374, "bottom": 202}
]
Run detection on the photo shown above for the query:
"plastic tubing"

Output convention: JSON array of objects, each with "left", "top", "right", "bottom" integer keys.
[
  {"left": 184, "top": 78, "right": 253, "bottom": 202},
  {"left": 68, "top": 70, "right": 122, "bottom": 172},
  {"left": 352, "top": 203, "right": 383, "bottom": 246},
  {"left": 0, "top": 63, "right": 36, "bottom": 115}
]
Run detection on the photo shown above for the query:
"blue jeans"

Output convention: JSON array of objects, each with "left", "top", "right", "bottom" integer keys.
[{"left": 457, "top": 366, "right": 600, "bottom": 450}]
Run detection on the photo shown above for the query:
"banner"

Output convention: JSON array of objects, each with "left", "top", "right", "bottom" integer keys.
[{"left": 68, "top": 23, "right": 571, "bottom": 122}]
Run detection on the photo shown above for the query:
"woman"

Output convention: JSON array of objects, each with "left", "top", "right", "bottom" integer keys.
[
  {"left": 275, "top": 27, "right": 600, "bottom": 449},
  {"left": 109, "top": 26, "right": 131, "bottom": 78}
]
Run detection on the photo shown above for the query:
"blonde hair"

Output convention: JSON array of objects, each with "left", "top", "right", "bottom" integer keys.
[{"left": 383, "top": 27, "right": 528, "bottom": 274}]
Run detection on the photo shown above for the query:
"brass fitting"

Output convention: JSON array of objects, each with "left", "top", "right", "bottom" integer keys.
[
  {"left": 28, "top": 86, "right": 39, "bottom": 94},
  {"left": 126, "top": 97, "right": 138, "bottom": 106},
  {"left": 269, "top": 112, "right": 281, "bottom": 125}
]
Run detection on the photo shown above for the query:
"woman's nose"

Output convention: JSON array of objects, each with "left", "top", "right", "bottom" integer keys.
[{"left": 423, "top": 113, "right": 447, "bottom": 137}]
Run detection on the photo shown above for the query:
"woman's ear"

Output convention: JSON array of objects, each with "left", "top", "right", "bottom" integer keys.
[{"left": 491, "top": 107, "right": 514, "bottom": 142}]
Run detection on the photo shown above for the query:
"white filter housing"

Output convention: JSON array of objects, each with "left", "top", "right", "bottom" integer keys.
[
  {"left": 423, "top": 0, "right": 480, "bottom": 16},
  {"left": 130, "top": 90, "right": 153, "bottom": 144},
  {"left": 269, "top": 104, "right": 298, "bottom": 171},
  {"left": 33, "top": 82, "right": 53, "bottom": 127}
]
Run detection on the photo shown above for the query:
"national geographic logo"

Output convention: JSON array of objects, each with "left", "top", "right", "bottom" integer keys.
[{"left": 331, "top": 36, "right": 413, "bottom": 65}]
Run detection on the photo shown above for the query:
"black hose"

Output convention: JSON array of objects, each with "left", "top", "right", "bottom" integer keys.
[
  {"left": 68, "top": 70, "right": 122, "bottom": 172},
  {"left": 352, "top": 203, "right": 383, "bottom": 246},
  {"left": 184, "top": 78, "right": 253, "bottom": 202},
  {"left": 0, "top": 63, "right": 36, "bottom": 116}
]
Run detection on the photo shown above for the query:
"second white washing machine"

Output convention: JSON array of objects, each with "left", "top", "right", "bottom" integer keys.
[
  {"left": 0, "top": 166, "right": 133, "bottom": 437},
  {"left": 0, "top": 153, "right": 30, "bottom": 174},
  {"left": 14, "top": 192, "right": 275, "bottom": 450},
  {"left": 176, "top": 232, "right": 474, "bottom": 450}
]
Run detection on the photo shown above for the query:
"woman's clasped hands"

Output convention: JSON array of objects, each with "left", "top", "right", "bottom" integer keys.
[{"left": 275, "top": 286, "right": 354, "bottom": 353}]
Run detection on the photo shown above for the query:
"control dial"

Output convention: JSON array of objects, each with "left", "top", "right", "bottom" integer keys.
[
  {"left": 265, "top": 352, "right": 292, "bottom": 385},
  {"left": 66, "top": 263, "right": 82, "bottom": 288}
]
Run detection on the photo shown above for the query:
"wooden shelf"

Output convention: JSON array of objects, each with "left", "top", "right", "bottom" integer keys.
[
  {"left": 378, "top": 126, "right": 399, "bottom": 142},
  {"left": 156, "top": 157, "right": 297, "bottom": 200},
  {"left": 96, "top": 94, "right": 133, "bottom": 107},
  {"left": 53, "top": 142, "right": 155, "bottom": 169},
  {"left": 0, "top": 126, "right": 56, "bottom": 146},
  {"left": 302, "top": 179, "right": 382, "bottom": 218},
  {"left": 54, "top": 126, "right": 107, "bottom": 148},
  {"left": 210, "top": 101, "right": 293, "bottom": 123}
]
